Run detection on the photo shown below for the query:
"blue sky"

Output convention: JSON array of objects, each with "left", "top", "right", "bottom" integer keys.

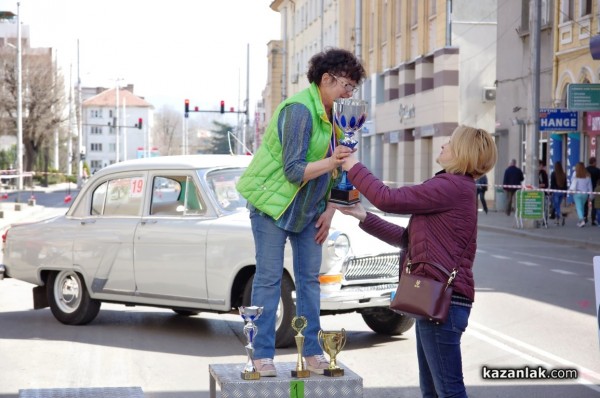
[{"left": 0, "top": 0, "right": 281, "bottom": 118}]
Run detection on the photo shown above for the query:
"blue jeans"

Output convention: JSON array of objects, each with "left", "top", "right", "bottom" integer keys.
[
  {"left": 249, "top": 211, "right": 323, "bottom": 359},
  {"left": 416, "top": 305, "right": 471, "bottom": 398},
  {"left": 573, "top": 193, "right": 588, "bottom": 220},
  {"left": 552, "top": 192, "right": 564, "bottom": 219}
]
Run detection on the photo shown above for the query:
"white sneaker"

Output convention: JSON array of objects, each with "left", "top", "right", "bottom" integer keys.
[
  {"left": 305, "top": 354, "right": 330, "bottom": 375},
  {"left": 252, "top": 358, "right": 277, "bottom": 377}
]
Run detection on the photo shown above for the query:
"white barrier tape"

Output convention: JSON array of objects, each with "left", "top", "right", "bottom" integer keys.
[{"left": 476, "top": 184, "right": 600, "bottom": 196}]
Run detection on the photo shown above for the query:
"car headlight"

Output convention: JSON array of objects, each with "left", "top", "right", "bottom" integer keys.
[{"left": 327, "top": 231, "right": 350, "bottom": 260}]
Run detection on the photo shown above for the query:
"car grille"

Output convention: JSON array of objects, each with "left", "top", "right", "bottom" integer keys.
[
  {"left": 344, "top": 253, "right": 399, "bottom": 281},
  {"left": 340, "top": 283, "right": 397, "bottom": 293}
]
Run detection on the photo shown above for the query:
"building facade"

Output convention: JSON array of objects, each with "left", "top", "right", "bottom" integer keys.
[
  {"left": 82, "top": 86, "right": 153, "bottom": 172},
  {"left": 553, "top": 0, "right": 600, "bottom": 178},
  {"left": 268, "top": 0, "right": 497, "bottom": 192}
]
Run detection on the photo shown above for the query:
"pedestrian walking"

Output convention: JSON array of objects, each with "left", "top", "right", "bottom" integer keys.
[
  {"left": 584, "top": 157, "right": 600, "bottom": 225},
  {"left": 550, "top": 161, "right": 567, "bottom": 226},
  {"left": 569, "top": 162, "right": 592, "bottom": 228},
  {"left": 476, "top": 174, "right": 488, "bottom": 214},
  {"left": 503, "top": 159, "right": 524, "bottom": 216}
]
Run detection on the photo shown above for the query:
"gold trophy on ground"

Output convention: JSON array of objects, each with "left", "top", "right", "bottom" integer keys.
[
  {"left": 317, "top": 328, "right": 347, "bottom": 377},
  {"left": 290, "top": 316, "right": 311, "bottom": 378},
  {"left": 239, "top": 306, "right": 263, "bottom": 380}
]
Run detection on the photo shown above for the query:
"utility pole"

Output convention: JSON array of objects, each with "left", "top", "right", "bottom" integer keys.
[
  {"left": 526, "top": 0, "right": 541, "bottom": 186},
  {"left": 77, "top": 39, "right": 84, "bottom": 189},
  {"left": 16, "top": 1, "right": 23, "bottom": 193}
]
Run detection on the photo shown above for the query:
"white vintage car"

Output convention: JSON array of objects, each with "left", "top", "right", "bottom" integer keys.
[{"left": 0, "top": 154, "right": 413, "bottom": 347}]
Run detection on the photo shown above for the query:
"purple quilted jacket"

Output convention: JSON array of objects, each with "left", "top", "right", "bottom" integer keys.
[{"left": 348, "top": 163, "right": 478, "bottom": 301}]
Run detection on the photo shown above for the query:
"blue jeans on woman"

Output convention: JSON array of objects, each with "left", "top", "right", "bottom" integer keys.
[
  {"left": 249, "top": 211, "right": 323, "bottom": 360},
  {"left": 573, "top": 193, "right": 588, "bottom": 221},
  {"left": 416, "top": 304, "right": 471, "bottom": 398},
  {"left": 552, "top": 192, "right": 565, "bottom": 220}
]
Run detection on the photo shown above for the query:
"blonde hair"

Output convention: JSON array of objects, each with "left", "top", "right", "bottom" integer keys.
[{"left": 440, "top": 125, "right": 497, "bottom": 179}]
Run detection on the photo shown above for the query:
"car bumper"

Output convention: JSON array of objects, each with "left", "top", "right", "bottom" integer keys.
[{"left": 319, "top": 283, "right": 396, "bottom": 311}]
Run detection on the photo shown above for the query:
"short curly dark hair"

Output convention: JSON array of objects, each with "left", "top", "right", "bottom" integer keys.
[{"left": 306, "top": 47, "right": 366, "bottom": 85}]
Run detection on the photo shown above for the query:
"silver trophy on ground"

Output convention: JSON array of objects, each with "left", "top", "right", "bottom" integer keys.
[
  {"left": 329, "top": 98, "right": 368, "bottom": 205},
  {"left": 239, "top": 306, "right": 264, "bottom": 380}
]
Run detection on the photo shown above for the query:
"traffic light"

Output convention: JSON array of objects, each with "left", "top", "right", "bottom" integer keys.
[
  {"left": 137, "top": 118, "right": 143, "bottom": 130},
  {"left": 220, "top": 100, "right": 225, "bottom": 114},
  {"left": 184, "top": 99, "right": 190, "bottom": 118}
]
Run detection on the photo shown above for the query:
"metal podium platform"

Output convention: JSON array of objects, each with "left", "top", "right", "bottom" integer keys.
[
  {"left": 209, "top": 362, "right": 363, "bottom": 398},
  {"left": 18, "top": 387, "right": 144, "bottom": 398}
]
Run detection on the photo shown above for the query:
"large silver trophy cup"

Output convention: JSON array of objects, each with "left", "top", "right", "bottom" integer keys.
[
  {"left": 329, "top": 98, "right": 368, "bottom": 205},
  {"left": 239, "top": 306, "right": 264, "bottom": 380}
]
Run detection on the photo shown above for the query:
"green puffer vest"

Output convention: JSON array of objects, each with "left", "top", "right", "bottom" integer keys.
[{"left": 236, "top": 83, "right": 341, "bottom": 220}]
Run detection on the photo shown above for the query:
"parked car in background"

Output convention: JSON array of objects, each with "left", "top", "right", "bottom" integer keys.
[{"left": 0, "top": 154, "right": 413, "bottom": 347}]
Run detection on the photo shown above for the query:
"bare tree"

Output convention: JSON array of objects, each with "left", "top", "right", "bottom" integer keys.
[
  {"left": 0, "top": 48, "right": 66, "bottom": 172},
  {"left": 152, "top": 105, "right": 181, "bottom": 155}
]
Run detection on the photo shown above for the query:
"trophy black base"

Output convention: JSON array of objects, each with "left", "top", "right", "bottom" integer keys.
[
  {"left": 291, "top": 369, "right": 311, "bottom": 378},
  {"left": 329, "top": 188, "right": 360, "bottom": 205},
  {"left": 324, "top": 368, "right": 345, "bottom": 377},
  {"left": 241, "top": 371, "right": 261, "bottom": 380}
]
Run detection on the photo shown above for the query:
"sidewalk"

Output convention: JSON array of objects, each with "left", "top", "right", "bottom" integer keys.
[
  {"left": 477, "top": 207, "right": 600, "bottom": 251},
  {"left": 0, "top": 182, "right": 74, "bottom": 231}
]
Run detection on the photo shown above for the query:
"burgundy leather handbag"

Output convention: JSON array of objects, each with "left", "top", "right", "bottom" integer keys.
[{"left": 389, "top": 260, "right": 457, "bottom": 323}]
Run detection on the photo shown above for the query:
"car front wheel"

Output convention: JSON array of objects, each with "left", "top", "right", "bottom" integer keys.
[
  {"left": 242, "top": 274, "right": 296, "bottom": 348},
  {"left": 361, "top": 307, "right": 415, "bottom": 335},
  {"left": 47, "top": 270, "right": 101, "bottom": 325}
]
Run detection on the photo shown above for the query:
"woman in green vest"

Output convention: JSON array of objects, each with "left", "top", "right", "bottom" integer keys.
[{"left": 236, "top": 48, "right": 365, "bottom": 376}]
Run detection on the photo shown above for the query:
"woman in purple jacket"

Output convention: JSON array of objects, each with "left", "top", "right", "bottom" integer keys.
[{"left": 334, "top": 125, "right": 497, "bottom": 398}]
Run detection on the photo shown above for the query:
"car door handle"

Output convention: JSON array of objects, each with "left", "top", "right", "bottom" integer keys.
[
  {"left": 80, "top": 219, "right": 96, "bottom": 225},
  {"left": 140, "top": 219, "right": 157, "bottom": 225}
]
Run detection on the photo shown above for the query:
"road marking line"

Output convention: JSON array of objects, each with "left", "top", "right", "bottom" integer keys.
[
  {"left": 518, "top": 261, "right": 538, "bottom": 266},
  {"left": 491, "top": 255, "right": 512, "bottom": 260},
  {"left": 509, "top": 250, "right": 590, "bottom": 266},
  {"left": 550, "top": 269, "right": 577, "bottom": 275},
  {"left": 469, "top": 321, "right": 600, "bottom": 392}
]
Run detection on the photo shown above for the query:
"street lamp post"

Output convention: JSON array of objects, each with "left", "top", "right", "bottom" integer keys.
[{"left": 16, "top": 2, "right": 23, "bottom": 193}]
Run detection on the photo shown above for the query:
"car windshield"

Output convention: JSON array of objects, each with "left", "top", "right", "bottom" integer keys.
[{"left": 204, "top": 168, "right": 247, "bottom": 212}]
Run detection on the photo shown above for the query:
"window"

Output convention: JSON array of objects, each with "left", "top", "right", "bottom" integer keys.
[
  {"left": 90, "top": 143, "right": 102, "bottom": 152},
  {"left": 90, "top": 177, "right": 144, "bottom": 217},
  {"left": 395, "top": 0, "right": 402, "bottom": 35},
  {"left": 411, "top": 0, "right": 418, "bottom": 27},
  {"left": 560, "top": 0, "right": 574, "bottom": 23},
  {"left": 206, "top": 168, "right": 247, "bottom": 211},
  {"left": 150, "top": 175, "right": 206, "bottom": 216},
  {"left": 580, "top": 0, "right": 592, "bottom": 17},
  {"left": 429, "top": 0, "right": 436, "bottom": 16},
  {"left": 381, "top": 1, "right": 388, "bottom": 44}
]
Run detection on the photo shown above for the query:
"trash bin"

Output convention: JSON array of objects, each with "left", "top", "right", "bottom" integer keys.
[{"left": 495, "top": 188, "right": 505, "bottom": 213}]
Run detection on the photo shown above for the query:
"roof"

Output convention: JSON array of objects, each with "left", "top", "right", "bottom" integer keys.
[
  {"left": 94, "top": 154, "right": 253, "bottom": 177},
  {"left": 82, "top": 87, "right": 153, "bottom": 108}
]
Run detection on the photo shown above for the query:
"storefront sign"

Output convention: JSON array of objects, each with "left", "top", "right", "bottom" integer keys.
[
  {"left": 539, "top": 108, "right": 578, "bottom": 131},
  {"left": 567, "top": 84, "right": 600, "bottom": 111}
]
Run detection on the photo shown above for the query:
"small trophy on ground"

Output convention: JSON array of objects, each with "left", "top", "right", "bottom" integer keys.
[
  {"left": 291, "top": 316, "right": 311, "bottom": 378},
  {"left": 329, "top": 98, "right": 368, "bottom": 206},
  {"left": 239, "top": 306, "right": 264, "bottom": 380},
  {"left": 318, "top": 329, "right": 347, "bottom": 377}
]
